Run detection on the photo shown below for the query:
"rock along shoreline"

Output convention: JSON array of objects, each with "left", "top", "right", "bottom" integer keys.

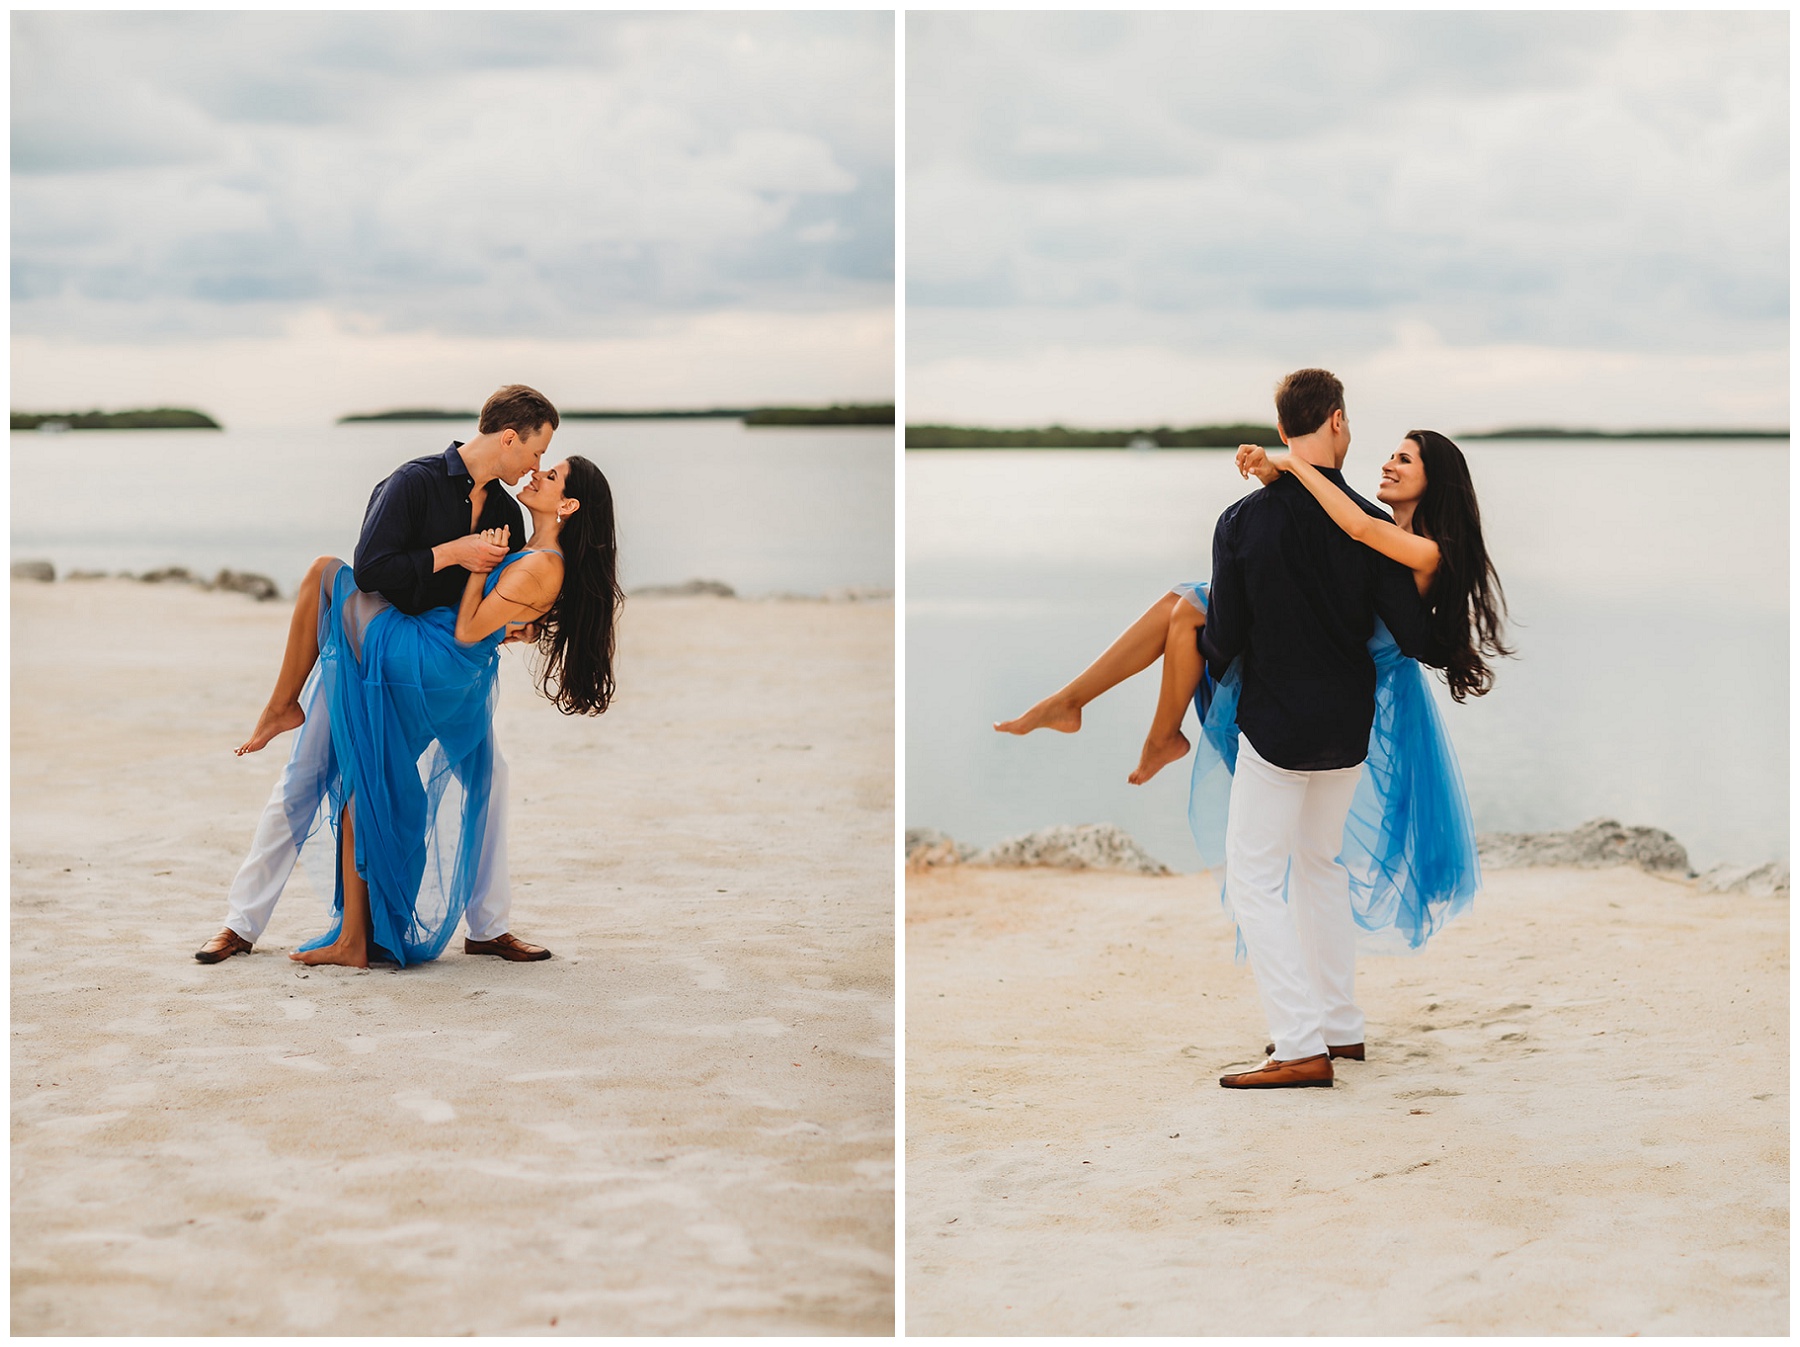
[{"left": 906, "top": 818, "right": 1789, "bottom": 897}]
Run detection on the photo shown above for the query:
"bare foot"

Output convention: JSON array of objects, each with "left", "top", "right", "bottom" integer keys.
[
  {"left": 236, "top": 701, "right": 305, "bottom": 756},
  {"left": 1128, "top": 729, "right": 1191, "bottom": 784},
  {"left": 994, "top": 694, "right": 1082, "bottom": 735},
  {"left": 288, "top": 940, "right": 368, "bottom": 968}
]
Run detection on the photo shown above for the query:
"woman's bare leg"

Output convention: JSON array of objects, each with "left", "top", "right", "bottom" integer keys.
[
  {"left": 1128, "top": 596, "right": 1205, "bottom": 784},
  {"left": 995, "top": 592, "right": 1183, "bottom": 734},
  {"left": 237, "top": 556, "right": 333, "bottom": 755},
  {"left": 290, "top": 803, "right": 371, "bottom": 968}
]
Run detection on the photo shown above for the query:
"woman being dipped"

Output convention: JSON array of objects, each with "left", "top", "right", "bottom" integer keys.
[{"left": 289, "top": 455, "right": 622, "bottom": 968}]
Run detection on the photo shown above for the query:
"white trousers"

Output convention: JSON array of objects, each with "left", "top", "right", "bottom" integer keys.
[
  {"left": 1225, "top": 734, "right": 1366, "bottom": 1061},
  {"left": 222, "top": 688, "right": 512, "bottom": 943}
]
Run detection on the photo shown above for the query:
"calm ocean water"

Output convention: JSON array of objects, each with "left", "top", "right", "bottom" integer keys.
[
  {"left": 11, "top": 419, "right": 894, "bottom": 598},
  {"left": 906, "top": 440, "right": 1789, "bottom": 874}
]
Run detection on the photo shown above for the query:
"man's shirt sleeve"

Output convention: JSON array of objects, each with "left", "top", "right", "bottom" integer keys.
[
  {"left": 1199, "top": 507, "right": 1246, "bottom": 678},
  {"left": 353, "top": 466, "right": 435, "bottom": 609}
]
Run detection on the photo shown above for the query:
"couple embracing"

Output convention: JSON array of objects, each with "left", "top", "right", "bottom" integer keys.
[
  {"left": 195, "top": 384, "right": 623, "bottom": 970},
  {"left": 1000, "top": 368, "right": 1509, "bottom": 1088}
]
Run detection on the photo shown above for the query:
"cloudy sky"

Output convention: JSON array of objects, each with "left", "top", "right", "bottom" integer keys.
[
  {"left": 13, "top": 12, "right": 893, "bottom": 427},
  {"left": 908, "top": 12, "right": 1787, "bottom": 433}
]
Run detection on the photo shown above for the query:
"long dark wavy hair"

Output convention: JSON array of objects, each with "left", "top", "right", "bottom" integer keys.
[
  {"left": 1404, "top": 430, "right": 1512, "bottom": 702},
  {"left": 535, "top": 455, "right": 623, "bottom": 716}
]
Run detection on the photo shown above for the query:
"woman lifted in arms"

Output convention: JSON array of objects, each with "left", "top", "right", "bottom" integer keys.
[{"left": 996, "top": 425, "right": 1509, "bottom": 950}]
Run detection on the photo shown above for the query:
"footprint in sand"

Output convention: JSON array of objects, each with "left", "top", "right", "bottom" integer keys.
[
  {"left": 693, "top": 1016, "right": 788, "bottom": 1038},
  {"left": 268, "top": 1054, "right": 329, "bottom": 1073},
  {"left": 678, "top": 957, "right": 727, "bottom": 990},
  {"left": 100, "top": 1080, "right": 157, "bottom": 1106},
  {"left": 39, "top": 1110, "right": 131, "bottom": 1135},
  {"left": 685, "top": 1220, "right": 756, "bottom": 1267},
  {"left": 525, "top": 1121, "right": 585, "bottom": 1144},
  {"left": 394, "top": 1092, "right": 456, "bottom": 1123}
]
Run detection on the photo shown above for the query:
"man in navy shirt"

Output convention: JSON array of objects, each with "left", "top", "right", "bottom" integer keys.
[
  {"left": 198, "top": 385, "right": 559, "bottom": 964},
  {"left": 1203, "top": 370, "right": 1448, "bottom": 1089}
]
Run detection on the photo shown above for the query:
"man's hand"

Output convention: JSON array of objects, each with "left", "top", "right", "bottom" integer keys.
[
  {"left": 1235, "top": 443, "right": 1287, "bottom": 486},
  {"left": 437, "top": 526, "right": 510, "bottom": 574},
  {"left": 502, "top": 621, "right": 541, "bottom": 646}
]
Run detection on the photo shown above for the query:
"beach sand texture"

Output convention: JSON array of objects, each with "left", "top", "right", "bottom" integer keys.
[
  {"left": 12, "top": 579, "right": 894, "bottom": 1335},
  {"left": 906, "top": 862, "right": 1787, "bottom": 1335}
]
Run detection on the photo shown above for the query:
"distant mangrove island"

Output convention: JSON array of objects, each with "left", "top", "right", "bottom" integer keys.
[
  {"left": 906, "top": 422, "right": 1787, "bottom": 448},
  {"left": 340, "top": 403, "right": 894, "bottom": 427},
  {"left": 11, "top": 408, "right": 221, "bottom": 431}
]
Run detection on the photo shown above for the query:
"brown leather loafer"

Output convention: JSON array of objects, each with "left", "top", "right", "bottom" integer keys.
[
  {"left": 463, "top": 932, "right": 552, "bottom": 962},
  {"left": 1264, "top": 1041, "right": 1364, "bottom": 1061},
  {"left": 1220, "top": 1053, "right": 1334, "bottom": 1089},
  {"left": 194, "top": 928, "right": 253, "bottom": 964}
]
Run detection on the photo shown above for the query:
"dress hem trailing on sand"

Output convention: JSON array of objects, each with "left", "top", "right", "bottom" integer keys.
[
  {"left": 283, "top": 557, "right": 513, "bottom": 966},
  {"left": 1175, "top": 581, "right": 1480, "bottom": 959}
]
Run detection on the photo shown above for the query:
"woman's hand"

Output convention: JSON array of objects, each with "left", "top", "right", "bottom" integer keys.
[
  {"left": 433, "top": 526, "right": 508, "bottom": 574},
  {"left": 1235, "top": 444, "right": 1289, "bottom": 486}
]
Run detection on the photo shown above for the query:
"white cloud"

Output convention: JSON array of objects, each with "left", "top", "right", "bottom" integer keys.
[
  {"left": 13, "top": 12, "right": 893, "bottom": 344},
  {"left": 907, "top": 11, "right": 1786, "bottom": 426}
]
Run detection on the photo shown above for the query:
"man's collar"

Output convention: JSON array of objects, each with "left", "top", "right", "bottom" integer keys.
[{"left": 442, "top": 442, "right": 471, "bottom": 480}]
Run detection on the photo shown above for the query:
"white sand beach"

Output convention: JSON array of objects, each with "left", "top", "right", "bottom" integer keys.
[
  {"left": 906, "top": 860, "right": 1787, "bottom": 1335},
  {"left": 12, "top": 578, "right": 894, "bottom": 1335}
]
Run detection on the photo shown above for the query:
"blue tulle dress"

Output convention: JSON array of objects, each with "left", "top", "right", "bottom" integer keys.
[
  {"left": 284, "top": 553, "right": 534, "bottom": 966},
  {"left": 1174, "top": 581, "right": 1479, "bottom": 956}
]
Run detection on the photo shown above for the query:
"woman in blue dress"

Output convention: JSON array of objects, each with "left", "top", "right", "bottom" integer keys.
[
  {"left": 250, "top": 454, "right": 622, "bottom": 970},
  {"left": 995, "top": 430, "right": 1509, "bottom": 951}
]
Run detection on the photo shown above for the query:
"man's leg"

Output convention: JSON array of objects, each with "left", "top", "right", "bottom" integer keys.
[
  {"left": 1291, "top": 764, "right": 1366, "bottom": 1051},
  {"left": 1223, "top": 736, "right": 1326, "bottom": 1062},
  {"left": 209, "top": 678, "right": 334, "bottom": 952},
  {"left": 459, "top": 732, "right": 551, "bottom": 962},
  {"left": 463, "top": 737, "right": 512, "bottom": 941}
]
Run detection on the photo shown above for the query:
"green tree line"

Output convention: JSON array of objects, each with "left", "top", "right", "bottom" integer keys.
[{"left": 12, "top": 408, "right": 221, "bottom": 430}]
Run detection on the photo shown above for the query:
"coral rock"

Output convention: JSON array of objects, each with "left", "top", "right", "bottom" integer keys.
[
  {"left": 1476, "top": 817, "right": 1690, "bottom": 876},
  {"left": 971, "top": 823, "right": 1172, "bottom": 876},
  {"left": 905, "top": 828, "right": 974, "bottom": 870},
  {"left": 212, "top": 569, "right": 280, "bottom": 601},
  {"left": 1696, "top": 860, "right": 1789, "bottom": 897}
]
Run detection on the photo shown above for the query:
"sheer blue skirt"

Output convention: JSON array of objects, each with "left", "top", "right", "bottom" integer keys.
[
  {"left": 284, "top": 559, "right": 504, "bottom": 966},
  {"left": 1175, "top": 582, "right": 1479, "bottom": 955}
]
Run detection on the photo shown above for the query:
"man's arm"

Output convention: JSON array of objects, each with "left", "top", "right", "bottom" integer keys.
[
  {"left": 353, "top": 467, "right": 506, "bottom": 609},
  {"left": 1371, "top": 554, "right": 1451, "bottom": 667},
  {"left": 353, "top": 468, "right": 434, "bottom": 607},
  {"left": 1198, "top": 508, "right": 1247, "bottom": 678}
]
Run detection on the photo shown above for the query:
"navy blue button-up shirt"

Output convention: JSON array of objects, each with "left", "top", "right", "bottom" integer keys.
[
  {"left": 352, "top": 443, "right": 525, "bottom": 616},
  {"left": 1200, "top": 467, "right": 1449, "bottom": 772}
]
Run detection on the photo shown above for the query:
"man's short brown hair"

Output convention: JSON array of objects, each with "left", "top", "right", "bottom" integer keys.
[
  {"left": 479, "top": 384, "right": 559, "bottom": 438},
  {"left": 1273, "top": 369, "right": 1345, "bottom": 440}
]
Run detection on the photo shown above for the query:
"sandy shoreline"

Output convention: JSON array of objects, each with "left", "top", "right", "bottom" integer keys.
[
  {"left": 12, "top": 579, "right": 894, "bottom": 1335},
  {"left": 906, "top": 861, "right": 1787, "bottom": 1335}
]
